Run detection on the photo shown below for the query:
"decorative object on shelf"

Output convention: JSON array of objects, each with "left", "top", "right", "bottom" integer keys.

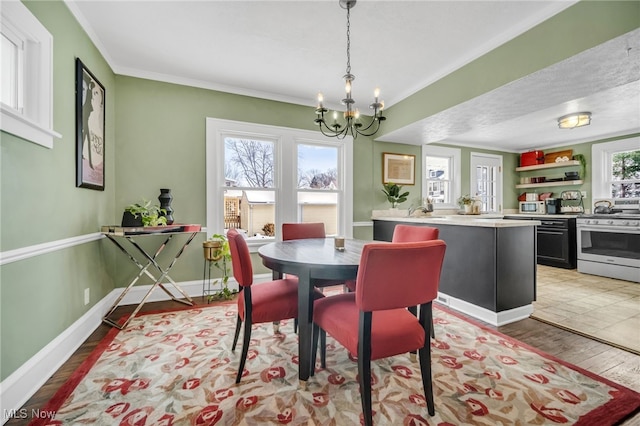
[
  {"left": 573, "top": 153, "right": 587, "bottom": 179},
  {"left": 520, "top": 150, "right": 544, "bottom": 167},
  {"left": 158, "top": 188, "right": 174, "bottom": 224},
  {"left": 123, "top": 199, "right": 167, "bottom": 227},
  {"left": 202, "top": 234, "right": 236, "bottom": 301},
  {"left": 75, "top": 58, "right": 106, "bottom": 191},
  {"left": 314, "top": 0, "right": 385, "bottom": 139},
  {"left": 544, "top": 149, "right": 573, "bottom": 163},
  {"left": 383, "top": 152, "right": 415, "bottom": 185},
  {"left": 382, "top": 182, "right": 410, "bottom": 209},
  {"left": 557, "top": 112, "right": 591, "bottom": 129},
  {"left": 457, "top": 194, "right": 473, "bottom": 213}
]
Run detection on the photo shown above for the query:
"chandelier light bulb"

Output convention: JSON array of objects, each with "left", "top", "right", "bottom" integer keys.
[
  {"left": 317, "top": 92, "right": 324, "bottom": 108},
  {"left": 374, "top": 88, "right": 380, "bottom": 101}
]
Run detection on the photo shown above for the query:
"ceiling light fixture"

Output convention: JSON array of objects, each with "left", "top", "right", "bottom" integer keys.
[
  {"left": 314, "top": 0, "right": 385, "bottom": 139},
  {"left": 557, "top": 112, "right": 591, "bottom": 129}
]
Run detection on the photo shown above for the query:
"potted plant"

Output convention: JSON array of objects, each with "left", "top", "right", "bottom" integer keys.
[
  {"left": 457, "top": 194, "right": 473, "bottom": 213},
  {"left": 203, "top": 233, "right": 236, "bottom": 301},
  {"left": 382, "top": 182, "right": 410, "bottom": 209},
  {"left": 573, "top": 154, "right": 587, "bottom": 179},
  {"left": 123, "top": 199, "right": 167, "bottom": 227}
]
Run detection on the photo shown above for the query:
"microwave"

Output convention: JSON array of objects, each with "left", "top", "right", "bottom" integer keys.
[{"left": 519, "top": 201, "right": 546, "bottom": 214}]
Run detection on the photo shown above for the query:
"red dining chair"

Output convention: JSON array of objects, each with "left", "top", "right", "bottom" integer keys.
[
  {"left": 312, "top": 240, "right": 446, "bottom": 425},
  {"left": 344, "top": 225, "right": 440, "bottom": 293},
  {"left": 392, "top": 224, "right": 440, "bottom": 341},
  {"left": 392, "top": 224, "right": 439, "bottom": 242},
  {"left": 227, "top": 228, "right": 324, "bottom": 383}
]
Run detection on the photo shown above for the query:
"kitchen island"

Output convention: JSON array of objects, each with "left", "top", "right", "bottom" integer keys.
[{"left": 373, "top": 214, "right": 540, "bottom": 326}]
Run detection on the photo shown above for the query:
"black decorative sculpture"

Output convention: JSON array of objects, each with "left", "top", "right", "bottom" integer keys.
[{"left": 158, "top": 188, "right": 174, "bottom": 224}]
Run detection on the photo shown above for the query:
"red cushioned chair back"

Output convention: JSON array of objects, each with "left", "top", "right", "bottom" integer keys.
[
  {"left": 227, "top": 229, "right": 253, "bottom": 287},
  {"left": 282, "top": 222, "right": 325, "bottom": 241},
  {"left": 392, "top": 224, "right": 439, "bottom": 242},
  {"left": 355, "top": 240, "right": 446, "bottom": 312}
]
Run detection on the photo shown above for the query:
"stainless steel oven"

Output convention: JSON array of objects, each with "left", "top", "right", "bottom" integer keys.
[{"left": 576, "top": 214, "right": 640, "bottom": 282}]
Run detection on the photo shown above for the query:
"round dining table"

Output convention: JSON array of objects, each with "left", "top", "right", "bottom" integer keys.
[{"left": 258, "top": 237, "right": 367, "bottom": 382}]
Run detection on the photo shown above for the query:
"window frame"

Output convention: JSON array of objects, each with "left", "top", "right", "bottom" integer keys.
[
  {"left": 592, "top": 136, "right": 640, "bottom": 201},
  {"left": 470, "top": 152, "right": 503, "bottom": 213},
  {"left": 0, "top": 1, "right": 60, "bottom": 148},
  {"left": 206, "top": 118, "right": 353, "bottom": 251},
  {"left": 422, "top": 145, "right": 461, "bottom": 210}
]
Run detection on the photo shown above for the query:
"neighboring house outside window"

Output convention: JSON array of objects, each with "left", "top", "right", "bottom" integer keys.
[
  {"left": 0, "top": 1, "right": 60, "bottom": 148},
  {"left": 206, "top": 118, "right": 353, "bottom": 249},
  {"left": 592, "top": 137, "right": 640, "bottom": 203},
  {"left": 422, "top": 145, "right": 461, "bottom": 210}
]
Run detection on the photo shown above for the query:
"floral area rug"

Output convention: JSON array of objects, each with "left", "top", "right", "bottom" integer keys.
[{"left": 32, "top": 302, "right": 640, "bottom": 425}]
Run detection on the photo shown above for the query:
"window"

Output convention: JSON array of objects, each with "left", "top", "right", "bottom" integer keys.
[
  {"left": 206, "top": 118, "right": 353, "bottom": 248},
  {"left": 592, "top": 137, "right": 640, "bottom": 202},
  {"left": 1, "top": 1, "right": 60, "bottom": 148},
  {"left": 470, "top": 152, "right": 502, "bottom": 213},
  {"left": 422, "top": 145, "right": 461, "bottom": 209}
]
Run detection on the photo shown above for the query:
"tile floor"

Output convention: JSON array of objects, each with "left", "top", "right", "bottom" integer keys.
[{"left": 532, "top": 265, "right": 640, "bottom": 354}]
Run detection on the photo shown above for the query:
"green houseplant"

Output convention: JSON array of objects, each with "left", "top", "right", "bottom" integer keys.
[
  {"left": 203, "top": 233, "right": 236, "bottom": 301},
  {"left": 124, "top": 199, "right": 167, "bottom": 226},
  {"left": 382, "top": 182, "right": 410, "bottom": 208}
]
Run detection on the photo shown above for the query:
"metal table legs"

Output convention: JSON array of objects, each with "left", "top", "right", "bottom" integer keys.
[{"left": 102, "top": 231, "right": 198, "bottom": 329}]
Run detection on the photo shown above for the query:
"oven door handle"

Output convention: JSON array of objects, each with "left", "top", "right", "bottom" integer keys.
[{"left": 577, "top": 225, "right": 640, "bottom": 234}]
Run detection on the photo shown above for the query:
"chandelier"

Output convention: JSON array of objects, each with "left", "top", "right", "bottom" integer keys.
[{"left": 314, "top": 0, "right": 385, "bottom": 139}]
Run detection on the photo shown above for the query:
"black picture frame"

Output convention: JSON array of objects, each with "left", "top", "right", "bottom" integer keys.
[{"left": 75, "top": 58, "right": 105, "bottom": 190}]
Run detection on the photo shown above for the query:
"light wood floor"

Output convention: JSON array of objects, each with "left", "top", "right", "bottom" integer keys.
[
  {"left": 6, "top": 295, "right": 640, "bottom": 425},
  {"left": 533, "top": 265, "right": 640, "bottom": 355}
]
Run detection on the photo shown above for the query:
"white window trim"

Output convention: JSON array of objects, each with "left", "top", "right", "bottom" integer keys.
[
  {"left": 1, "top": 1, "right": 60, "bottom": 148},
  {"left": 422, "top": 144, "right": 461, "bottom": 210},
  {"left": 206, "top": 118, "right": 353, "bottom": 251},
  {"left": 592, "top": 136, "right": 640, "bottom": 200}
]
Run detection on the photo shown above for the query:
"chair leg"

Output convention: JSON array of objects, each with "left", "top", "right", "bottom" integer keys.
[
  {"left": 419, "top": 306, "right": 435, "bottom": 416},
  {"left": 232, "top": 314, "right": 242, "bottom": 351},
  {"left": 430, "top": 318, "right": 436, "bottom": 340},
  {"left": 320, "top": 330, "right": 326, "bottom": 369},
  {"left": 408, "top": 306, "right": 418, "bottom": 358},
  {"left": 294, "top": 318, "right": 298, "bottom": 334},
  {"left": 358, "top": 346, "right": 373, "bottom": 426},
  {"left": 311, "top": 324, "right": 319, "bottom": 376},
  {"left": 236, "top": 319, "right": 252, "bottom": 384}
]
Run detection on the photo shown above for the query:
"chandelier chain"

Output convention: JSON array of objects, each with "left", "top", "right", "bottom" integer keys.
[{"left": 345, "top": 7, "right": 351, "bottom": 75}]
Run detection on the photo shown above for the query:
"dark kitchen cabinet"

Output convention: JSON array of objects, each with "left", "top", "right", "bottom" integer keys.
[{"left": 504, "top": 216, "right": 576, "bottom": 269}]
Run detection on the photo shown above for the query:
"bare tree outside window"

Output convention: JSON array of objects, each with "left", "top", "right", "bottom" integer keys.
[
  {"left": 225, "top": 138, "right": 274, "bottom": 188},
  {"left": 611, "top": 150, "right": 640, "bottom": 198}
]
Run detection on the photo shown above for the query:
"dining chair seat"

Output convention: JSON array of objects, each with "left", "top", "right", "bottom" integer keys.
[{"left": 313, "top": 293, "right": 425, "bottom": 360}]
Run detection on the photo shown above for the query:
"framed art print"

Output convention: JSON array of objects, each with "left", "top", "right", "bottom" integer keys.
[
  {"left": 383, "top": 152, "right": 415, "bottom": 185},
  {"left": 75, "top": 58, "right": 105, "bottom": 190}
]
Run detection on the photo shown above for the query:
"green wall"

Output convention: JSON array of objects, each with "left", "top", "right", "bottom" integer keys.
[
  {"left": 1, "top": 0, "right": 638, "bottom": 383},
  {"left": 0, "top": 0, "right": 116, "bottom": 380}
]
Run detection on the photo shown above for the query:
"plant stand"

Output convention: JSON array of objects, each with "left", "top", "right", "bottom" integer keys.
[{"left": 202, "top": 258, "right": 224, "bottom": 303}]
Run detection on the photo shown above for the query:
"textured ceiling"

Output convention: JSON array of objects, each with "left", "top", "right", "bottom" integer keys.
[
  {"left": 65, "top": 0, "right": 639, "bottom": 152},
  {"left": 380, "top": 29, "right": 640, "bottom": 151}
]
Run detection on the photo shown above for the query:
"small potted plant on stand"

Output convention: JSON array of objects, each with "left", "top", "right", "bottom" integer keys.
[
  {"left": 203, "top": 234, "right": 236, "bottom": 301},
  {"left": 457, "top": 194, "right": 473, "bottom": 214},
  {"left": 382, "top": 182, "right": 410, "bottom": 209},
  {"left": 123, "top": 199, "right": 168, "bottom": 226}
]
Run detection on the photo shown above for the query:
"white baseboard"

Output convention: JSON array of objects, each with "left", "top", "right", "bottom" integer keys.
[
  {"left": 0, "top": 292, "right": 115, "bottom": 424},
  {"left": 0, "top": 273, "right": 264, "bottom": 425},
  {"left": 437, "top": 292, "right": 533, "bottom": 327}
]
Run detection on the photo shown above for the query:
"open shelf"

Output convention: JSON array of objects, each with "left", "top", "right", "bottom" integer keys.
[
  {"left": 516, "top": 180, "right": 583, "bottom": 189},
  {"left": 515, "top": 160, "right": 580, "bottom": 172}
]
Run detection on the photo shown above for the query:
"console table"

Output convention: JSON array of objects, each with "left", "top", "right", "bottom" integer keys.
[{"left": 101, "top": 224, "right": 201, "bottom": 329}]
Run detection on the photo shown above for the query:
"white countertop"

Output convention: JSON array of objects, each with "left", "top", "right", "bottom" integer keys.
[
  {"left": 371, "top": 211, "right": 540, "bottom": 228},
  {"left": 502, "top": 213, "right": 581, "bottom": 219}
]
